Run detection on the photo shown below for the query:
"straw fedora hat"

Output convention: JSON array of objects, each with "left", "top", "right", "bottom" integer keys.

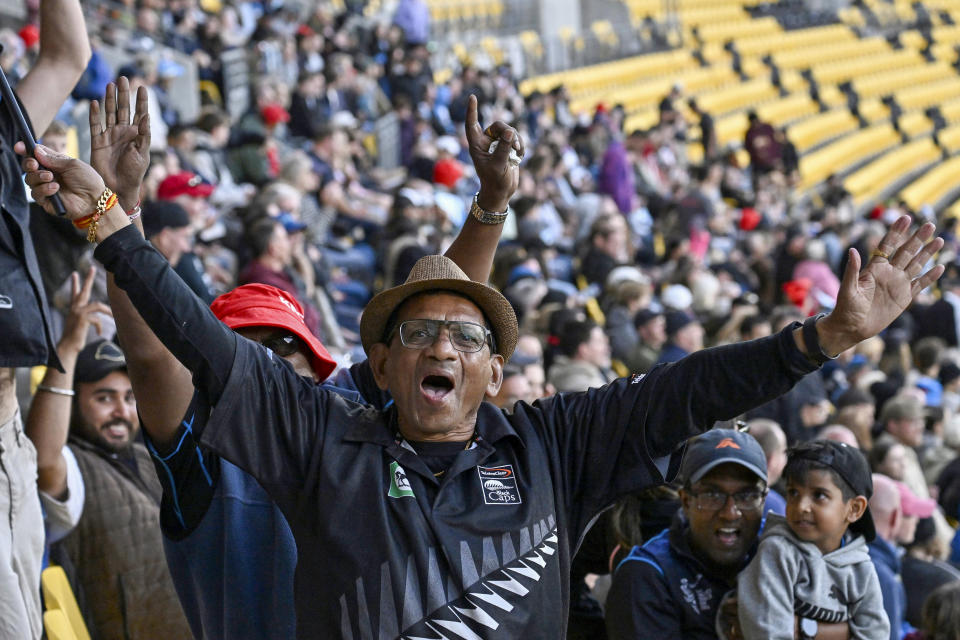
[{"left": 360, "top": 255, "right": 518, "bottom": 360}]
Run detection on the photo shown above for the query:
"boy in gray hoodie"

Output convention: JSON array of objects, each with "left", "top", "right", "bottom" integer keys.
[{"left": 732, "top": 440, "right": 889, "bottom": 639}]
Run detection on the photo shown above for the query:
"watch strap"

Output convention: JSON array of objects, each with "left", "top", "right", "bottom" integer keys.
[{"left": 801, "top": 313, "right": 837, "bottom": 366}]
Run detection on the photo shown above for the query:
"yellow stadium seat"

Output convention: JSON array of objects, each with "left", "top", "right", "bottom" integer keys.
[
  {"left": 900, "top": 155, "right": 960, "bottom": 209},
  {"left": 44, "top": 611, "right": 78, "bottom": 640},
  {"left": 698, "top": 78, "right": 779, "bottom": 116},
  {"left": 788, "top": 111, "right": 860, "bottom": 153},
  {"left": 42, "top": 567, "right": 90, "bottom": 640},
  {"left": 938, "top": 124, "right": 960, "bottom": 152},
  {"left": 799, "top": 123, "right": 900, "bottom": 191},
  {"left": 897, "top": 77, "right": 960, "bottom": 111},
  {"left": 942, "top": 97, "right": 960, "bottom": 122},
  {"left": 843, "top": 137, "right": 941, "bottom": 204},
  {"left": 898, "top": 112, "right": 934, "bottom": 137}
]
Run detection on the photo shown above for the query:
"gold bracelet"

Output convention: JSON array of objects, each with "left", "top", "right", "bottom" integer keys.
[{"left": 87, "top": 188, "right": 118, "bottom": 243}]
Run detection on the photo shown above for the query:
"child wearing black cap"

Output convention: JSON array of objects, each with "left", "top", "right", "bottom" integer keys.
[{"left": 729, "top": 440, "right": 889, "bottom": 640}]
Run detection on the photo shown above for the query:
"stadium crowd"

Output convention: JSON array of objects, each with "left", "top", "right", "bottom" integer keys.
[{"left": 1, "top": 1, "right": 960, "bottom": 639}]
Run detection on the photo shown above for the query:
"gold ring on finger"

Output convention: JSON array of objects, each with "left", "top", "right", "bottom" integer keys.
[{"left": 871, "top": 249, "right": 890, "bottom": 261}]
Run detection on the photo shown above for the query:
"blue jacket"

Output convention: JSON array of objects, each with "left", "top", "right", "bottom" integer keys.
[
  {"left": 867, "top": 537, "right": 906, "bottom": 640},
  {"left": 606, "top": 515, "right": 747, "bottom": 640},
  {"left": 149, "top": 367, "right": 384, "bottom": 640}
]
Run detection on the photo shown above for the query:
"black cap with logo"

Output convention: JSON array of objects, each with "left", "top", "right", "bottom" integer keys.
[
  {"left": 680, "top": 428, "right": 768, "bottom": 487},
  {"left": 74, "top": 340, "right": 127, "bottom": 384}
]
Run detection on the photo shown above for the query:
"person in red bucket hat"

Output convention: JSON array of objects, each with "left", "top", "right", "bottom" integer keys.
[{"left": 209, "top": 283, "right": 336, "bottom": 381}]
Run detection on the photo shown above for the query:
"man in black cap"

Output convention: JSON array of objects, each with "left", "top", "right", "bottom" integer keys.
[
  {"left": 657, "top": 310, "right": 704, "bottom": 364},
  {"left": 606, "top": 428, "right": 771, "bottom": 639},
  {"left": 142, "top": 201, "right": 193, "bottom": 270},
  {"left": 51, "top": 339, "right": 191, "bottom": 639}
]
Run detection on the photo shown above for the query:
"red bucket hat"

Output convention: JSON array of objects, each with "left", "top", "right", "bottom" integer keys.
[{"left": 210, "top": 283, "right": 336, "bottom": 380}]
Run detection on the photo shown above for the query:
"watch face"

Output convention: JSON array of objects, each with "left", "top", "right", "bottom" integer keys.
[{"left": 801, "top": 617, "right": 818, "bottom": 637}]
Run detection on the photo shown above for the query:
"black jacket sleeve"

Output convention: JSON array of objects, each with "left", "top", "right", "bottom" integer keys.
[
  {"left": 537, "top": 326, "right": 818, "bottom": 541},
  {"left": 95, "top": 225, "right": 237, "bottom": 404}
]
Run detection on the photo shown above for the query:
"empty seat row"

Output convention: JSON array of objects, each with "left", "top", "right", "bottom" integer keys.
[
  {"left": 844, "top": 137, "right": 941, "bottom": 204},
  {"left": 798, "top": 124, "right": 900, "bottom": 191},
  {"left": 900, "top": 155, "right": 960, "bottom": 210}
]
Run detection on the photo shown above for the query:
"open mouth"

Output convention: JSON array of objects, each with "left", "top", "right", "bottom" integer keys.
[
  {"left": 102, "top": 421, "right": 130, "bottom": 441},
  {"left": 420, "top": 373, "right": 455, "bottom": 402},
  {"left": 716, "top": 527, "right": 741, "bottom": 547}
]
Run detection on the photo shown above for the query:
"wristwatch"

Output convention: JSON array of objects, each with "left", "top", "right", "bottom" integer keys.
[
  {"left": 801, "top": 313, "right": 838, "bottom": 366},
  {"left": 799, "top": 617, "right": 818, "bottom": 640},
  {"left": 468, "top": 193, "right": 509, "bottom": 225}
]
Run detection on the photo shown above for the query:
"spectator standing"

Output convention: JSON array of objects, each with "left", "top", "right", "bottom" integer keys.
[{"left": 0, "top": 1, "right": 90, "bottom": 638}]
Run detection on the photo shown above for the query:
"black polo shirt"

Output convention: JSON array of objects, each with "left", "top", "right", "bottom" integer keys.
[
  {"left": 96, "top": 225, "right": 818, "bottom": 638},
  {"left": 0, "top": 92, "right": 59, "bottom": 368}
]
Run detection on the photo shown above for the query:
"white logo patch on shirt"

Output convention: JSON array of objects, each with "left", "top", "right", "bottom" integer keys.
[{"left": 478, "top": 465, "right": 522, "bottom": 505}]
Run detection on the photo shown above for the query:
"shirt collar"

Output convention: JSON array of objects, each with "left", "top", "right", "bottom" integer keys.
[{"left": 341, "top": 402, "right": 525, "bottom": 449}]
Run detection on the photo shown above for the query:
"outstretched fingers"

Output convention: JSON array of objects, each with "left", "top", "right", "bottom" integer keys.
[
  {"left": 905, "top": 234, "right": 944, "bottom": 279},
  {"left": 117, "top": 76, "right": 131, "bottom": 126},
  {"left": 871, "top": 215, "right": 911, "bottom": 263},
  {"left": 89, "top": 100, "right": 103, "bottom": 138},
  {"left": 134, "top": 85, "right": 149, "bottom": 128},
  {"left": 104, "top": 82, "right": 117, "bottom": 128},
  {"left": 913, "top": 264, "right": 946, "bottom": 296},
  {"left": 890, "top": 221, "right": 936, "bottom": 270}
]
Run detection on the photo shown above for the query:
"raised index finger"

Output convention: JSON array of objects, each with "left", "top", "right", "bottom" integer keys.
[
  {"left": 117, "top": 76, "right": 131, "bottom": 126},
  {"left": 464, "top": 94, "right": 483, "bottom": 147}
]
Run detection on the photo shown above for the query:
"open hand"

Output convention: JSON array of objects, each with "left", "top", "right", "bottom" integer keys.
[
  {"left": 465, "top": 94, "right": 524, "bottom": 212},
  {"left": 60, "top": 266, "right": 113, "bottom": 354},
  {"left": 90, "top": 77, "right": 151, "bottom": 208},
  {"left": 820, "top": 216, "right": 944, "bottom": 354},
  {"left": 16, "top": 142, "right": 106, "bottom": 219}
]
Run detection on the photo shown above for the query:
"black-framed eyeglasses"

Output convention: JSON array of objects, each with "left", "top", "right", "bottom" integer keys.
[
  {"left": 257, "top": 333, "right": 303, "bottom": 357},
  {"left": 391, "top": 319, "right": 494, "bottom": 353},
  {"left": 688, "top": 488, "right": 767, "bottom": 512}
]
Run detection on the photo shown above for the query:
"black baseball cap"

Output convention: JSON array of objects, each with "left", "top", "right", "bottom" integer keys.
[
  {"left": 74, "top": 340, "right": 127, "bottom": 384},
  {"left": 680, "top": 428, "right": 768, "bottom": 486},
  {"left": 787, "top": 440, "right": 876, "bottom": 541},
  {"left": 142, "top": 201, "right": 191, "bottom": 239}
]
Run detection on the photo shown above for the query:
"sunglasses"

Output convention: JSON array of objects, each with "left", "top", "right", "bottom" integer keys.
[{"left": 257, "top": 333, "right": 304, "bottom": 358}]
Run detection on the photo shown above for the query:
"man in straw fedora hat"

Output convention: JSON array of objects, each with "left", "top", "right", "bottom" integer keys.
[{"left": 21, "top": 86, "right": 946, "bottom": 637}]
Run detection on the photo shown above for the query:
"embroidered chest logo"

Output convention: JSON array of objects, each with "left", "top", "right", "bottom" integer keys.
[
  {"left": 478, "top": 465, "right": 522, "bottom": 505},
  {"left": 679, "top": 574, "right": 712, "bottom": 615},
  {"left": 388, "top": 461, "right": 415, "bottom": 498}
]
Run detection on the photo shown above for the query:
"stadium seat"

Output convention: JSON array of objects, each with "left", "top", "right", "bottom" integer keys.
[
  {"left": 937, "top": 124, "right": 960, "bottom": 152},
  {"left": 898, "top": 112, "right": 934, "bottom": 137},
  {"left": 897, "top": 77, "right": 960, "bottom": 111},
  {"left": 798, "top": 123, "right": 900, "bottom": 191},
  {"left": 41, "top": 566, "right": 90, "bottom": 640},
  {"left": 900, "top": 155, "right": 960, "bottom": 209},
  {"left": 44, "top": 611, "right": 79, "bottom": 640},
  {"left": 788, "top": 111, "right": 860, "bottom": 153},
  {"left": 843, "top": 137, "right": 941, "bottom": 204}
]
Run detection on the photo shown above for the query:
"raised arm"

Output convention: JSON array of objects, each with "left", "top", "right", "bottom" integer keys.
[
  {"left": 16, "top": 0, "right": 91, "bottom": 135},
  {"left": 444, "top": 94, "right": 523, "bottom": 281},
  {"left": 25, "top": 267, "right": 111, "bottom": 498},
  {"left": 88, "top": 79, "right": 197, "bottom": 448}
]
